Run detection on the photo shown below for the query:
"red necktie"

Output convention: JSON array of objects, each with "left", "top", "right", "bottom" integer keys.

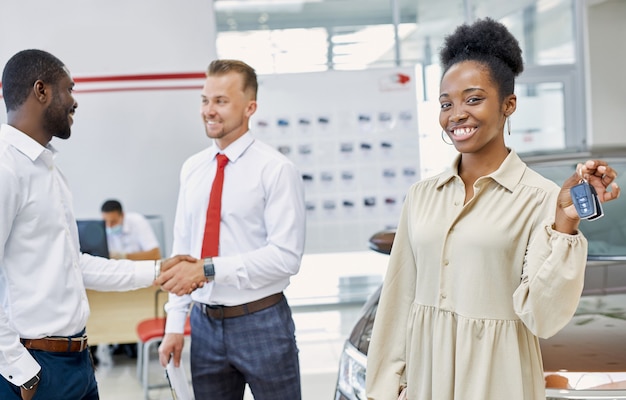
[{"left": 201, "top": 154, "right": 229, "bottom": 258}]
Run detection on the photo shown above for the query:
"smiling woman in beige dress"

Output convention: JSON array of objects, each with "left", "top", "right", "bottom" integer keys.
[{"left": 365, "top": 17, "right": 621, "bottom": 400}]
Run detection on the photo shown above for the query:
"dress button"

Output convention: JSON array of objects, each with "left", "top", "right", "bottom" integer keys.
[
  {"left": 443, "top": 260, "right": 449, "bottom": 266},
  {"left": 441, "top": 293, "right": 447, "bottom": 299}
]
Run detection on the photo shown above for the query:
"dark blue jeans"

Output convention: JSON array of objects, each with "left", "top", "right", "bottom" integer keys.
[
  {"left": 0, "top": 346, "right": 98, "bottom": 400},
  {"left": 190, "top": 296, "right": 301, "bottom": 400}
]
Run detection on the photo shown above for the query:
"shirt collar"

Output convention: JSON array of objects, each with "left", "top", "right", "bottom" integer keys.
[
  {"left": 209, "top": 131, "right": 254, "bottom": 162},
  {"left": 435, "top": 148, "right": 526, "bottom": 193},
  {"left": 0, "top": 123, "right": 58, "bottom": 164},
  {"left": 122, "top": 220, "right": 131, "bottom": 234}
]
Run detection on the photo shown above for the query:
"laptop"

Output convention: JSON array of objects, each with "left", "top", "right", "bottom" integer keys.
[{"left": 76, "top": 219, "right": 110, "bottom": 258}]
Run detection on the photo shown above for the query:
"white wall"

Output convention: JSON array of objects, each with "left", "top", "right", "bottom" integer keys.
[
  {"left": 0, "top": 0, "right": 217, "bottom": 75},
  {"left": 1, "top": 0, "right": 217, "bottom": 255},
  {"left": 586, "top": 0, "right": 626, "bottom": 148}
]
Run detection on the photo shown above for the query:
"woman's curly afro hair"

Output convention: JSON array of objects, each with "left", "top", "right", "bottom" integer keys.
[{"left": 439, "top": 17, "right": 524, "bottom": 100}]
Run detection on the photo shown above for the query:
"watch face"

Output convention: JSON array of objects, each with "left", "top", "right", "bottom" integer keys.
[
  {"left": 22, "top": 374, "right": 40, "bottom": 390},
  {"left": 203, "top": 258, "right": 215, "bottom": 278}
]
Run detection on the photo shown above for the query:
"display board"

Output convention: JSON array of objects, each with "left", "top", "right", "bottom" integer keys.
[{"left": 252, "top": 68, "right": 420, "bottom": 253}]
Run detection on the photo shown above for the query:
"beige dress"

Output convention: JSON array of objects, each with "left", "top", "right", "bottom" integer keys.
[{"left": 366, "top": 151, "right": 588, "bottom": 400}]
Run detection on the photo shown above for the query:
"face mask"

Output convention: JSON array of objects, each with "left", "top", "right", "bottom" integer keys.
[{"left": 106, "top": 224, "right": 123, "bottom": 236}]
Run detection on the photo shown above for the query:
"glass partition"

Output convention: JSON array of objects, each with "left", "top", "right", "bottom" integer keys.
[
  {"left": 475, "top": 0, "right": 576, "bottom": 65},
  {"left": 507, "top": 82, "right": 566, "bottom": 153},
  {"left": 213, "top": 0, "right": 576, "bottom": 70}
]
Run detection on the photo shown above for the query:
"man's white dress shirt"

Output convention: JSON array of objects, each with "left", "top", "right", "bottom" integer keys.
[
  {"left": 165, "top": 132, "right": 306, "bottom": 334},
  {"left": 0, "top": 124, "right": 155, "bottom": 386}
]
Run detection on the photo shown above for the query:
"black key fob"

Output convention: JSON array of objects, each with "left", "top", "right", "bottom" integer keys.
[
  {"left": 570, "top": 181, "right": 604, "bottom": 220},
  {"left": 587, "top": 183, "right": 604, "bottom": 221}
]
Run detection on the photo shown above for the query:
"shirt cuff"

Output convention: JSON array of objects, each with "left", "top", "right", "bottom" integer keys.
[
  {"left": 1, "top": 349, "right": 40, "bottom": 387},
  {"left": 134, "top": 260, "right": 158, "bottom": 287},
  {"left": 213, "top": 255, "right": 245, "bottom": 288},
  {"left": 547, "top": 223, "right": 584, "bottom": 240},
  {"left": 164, "top": 310, "right": 188, "bottom": 334}
]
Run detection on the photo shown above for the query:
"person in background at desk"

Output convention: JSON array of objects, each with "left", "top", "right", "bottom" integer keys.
[
  {"left": 101, "top": 199, "right": 161, "bottom": 261},
  {"left": 97, "top": 199, "right": 162, "bottom": 361},
  {"left": 156, "top": 59, "right": 306, "bottom": 400},
  {"left": 0, "top": 49, "right": 190, "bottom": 400}
]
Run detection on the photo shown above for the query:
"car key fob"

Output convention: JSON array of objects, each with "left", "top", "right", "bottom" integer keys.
[
  {"left": 586, "top": 183, "right": 604, "bottom": 221},
  {"left": 570, "top": 181, "right": 604, "bottom": 220}
]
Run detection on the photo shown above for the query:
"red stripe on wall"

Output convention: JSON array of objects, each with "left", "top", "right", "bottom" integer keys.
[
  {"left": 75, "top": 85, "right": 203, "bottom": 94},
  {"left": 0, "top": 72, "right": 206, "bottom": 98},
  {"left": 74, "top": 72, "right": 205, "bottom": 83}
]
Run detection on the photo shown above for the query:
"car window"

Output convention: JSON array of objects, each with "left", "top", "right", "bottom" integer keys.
[{"left": 530, "top": 159, "right": 626, "bottom": 259}]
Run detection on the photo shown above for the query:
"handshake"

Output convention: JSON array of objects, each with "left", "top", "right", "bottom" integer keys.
[{"left": 153, "top": 255, "right": 208, "bottom": 296}]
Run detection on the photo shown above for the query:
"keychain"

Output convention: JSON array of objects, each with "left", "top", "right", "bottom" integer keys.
[{"left": 570, "top": 166, "right": 604, "bottom": 220}]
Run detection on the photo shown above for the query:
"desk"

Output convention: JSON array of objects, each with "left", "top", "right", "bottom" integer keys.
[{"left": 86, "top": 286, "right": 163, "bottom": 346}]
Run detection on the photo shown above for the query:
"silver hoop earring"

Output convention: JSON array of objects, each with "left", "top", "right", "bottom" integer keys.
[
  {"left": 441, "top": 130, "right": 453, "bottom": 145},
  {"left": 507, "top": 117, "right": 511, "bottom": 135}
]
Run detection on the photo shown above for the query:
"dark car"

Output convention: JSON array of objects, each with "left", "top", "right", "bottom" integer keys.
[{"left": 335, "top": 151, "right": 626, "bottom": 399}]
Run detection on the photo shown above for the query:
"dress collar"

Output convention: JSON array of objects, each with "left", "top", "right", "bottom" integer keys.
[{"left": 435, "top": 149, "right": 526, "bottom": 193}]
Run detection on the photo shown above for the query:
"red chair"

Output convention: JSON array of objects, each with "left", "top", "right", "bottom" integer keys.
[{"left": 136, "top": 289, "right": 191, "bottom": 399}]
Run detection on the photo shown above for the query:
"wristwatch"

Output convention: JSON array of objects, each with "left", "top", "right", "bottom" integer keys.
[
  {"left": 203, "top": 257, "right": 215, "bottom": 281},
  {"left": 21, "top": 372, "right": 40, "bottom": 390}
]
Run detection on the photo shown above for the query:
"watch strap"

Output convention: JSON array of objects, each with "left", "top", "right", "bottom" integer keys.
[
  {"left": 21, "top": 372, "right": 40, "bottom": 390},
  {"left": 203, "top": 257, "right": 215, "bottom": 279}
]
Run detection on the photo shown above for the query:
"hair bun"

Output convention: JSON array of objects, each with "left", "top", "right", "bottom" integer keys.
[{"left": 440, "top": 17, "right": 524, "bottom": 77}]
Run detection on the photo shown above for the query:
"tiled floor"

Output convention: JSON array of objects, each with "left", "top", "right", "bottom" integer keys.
[
  {"left": 95, "top": 304, "right": 362, "bottom": 399},
  {"left": 94, "top": 251, "right": 389, "bottom": 400}
]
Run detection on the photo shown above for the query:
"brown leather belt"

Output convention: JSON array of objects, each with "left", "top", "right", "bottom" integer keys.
[
  {"left": 21, "top": 335, "right": 89, "bottom": 352},
  {"left": 202, "top": 292, "right": 284, "bottom": 319}
]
